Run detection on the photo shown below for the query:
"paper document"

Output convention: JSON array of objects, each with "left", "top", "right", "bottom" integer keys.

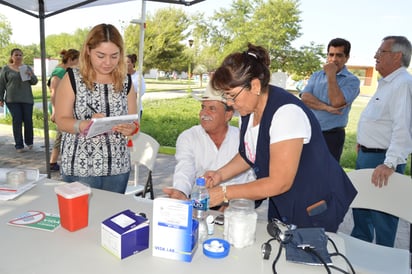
[
  {"left": 19, "top": 65, "right": 31, "bottom": 81},
  {"left": 85, "top": 114, "right": 139, "bottom": 138}
]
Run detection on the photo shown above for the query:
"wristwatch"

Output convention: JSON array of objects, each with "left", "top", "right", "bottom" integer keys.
[{"left": 384, "top": 162, "right": 395, "bottom": 170}]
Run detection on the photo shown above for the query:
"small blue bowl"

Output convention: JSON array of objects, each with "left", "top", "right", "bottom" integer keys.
[{"left": 202, "top": 238, "right": 230, "bottom": 259}]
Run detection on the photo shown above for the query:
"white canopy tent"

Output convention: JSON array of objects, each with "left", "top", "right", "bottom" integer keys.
[{"left": 0, "top": 0, "right": 204, "bottom": 176}]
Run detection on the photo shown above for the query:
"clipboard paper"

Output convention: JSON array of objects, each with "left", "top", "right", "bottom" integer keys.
[{"left": 85, "top": 114, "right": 139, "bottom": 138}]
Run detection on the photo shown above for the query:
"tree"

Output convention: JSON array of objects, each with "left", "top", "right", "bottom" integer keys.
[
  {"left": 124, "top": 7, "right": 190, "bottom": 73},
  {"left": 287, "top": 42, "right": 325, "bottom": 79},
  {"left": 45, "top": 28, "right": 88, "bottom": 59},
  {"left": 0, "top": 14, "right": 12, "bottom": 48},
  {"left": 0, "top": 14, "right": 12, "bottom": 65},
  {"left": 192, "top": 64, "right": 208, "bottom": 87},
  {"left": 199, "top": 0, "right": 303, "bottom": 69},
  {"left": 21, "top": 44, "right": 41, "bottom": 65},
  {"left": 192, "top": 0, "right": 324, "bottom": 78}
]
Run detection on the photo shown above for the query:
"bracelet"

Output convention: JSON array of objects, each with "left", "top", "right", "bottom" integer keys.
[
  {"left": 73, "top": 119, "right": 81, "bottom": 134},
  {"left": 221, "top": 185, "right": 229, "bottom": 204},
  {"left": 131, "top": 121, "right": 140, "bottom": 136}
]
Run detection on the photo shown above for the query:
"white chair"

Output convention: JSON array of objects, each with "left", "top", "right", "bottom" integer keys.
[
  {"left": 339, "top": 168, "right": 412, "bottom": 274},
  {"left": 125, "top": 132, "right": 160, "bottom": 199}
]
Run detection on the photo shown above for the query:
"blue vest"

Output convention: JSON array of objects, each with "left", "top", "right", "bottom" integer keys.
[{"left": 239, "top": 86, "right": 357, "bottom": 232}]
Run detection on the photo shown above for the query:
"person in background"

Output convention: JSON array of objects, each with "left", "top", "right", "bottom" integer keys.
[
  {"left": 48, "top": 49, "right": 80, "bottom": 171},
  {"left": 127, "top": 53, "right": 145, "bottom": 118},
  {"left": 163, "top": 83, "right": 253, "bottom": 201},
  {"left": 203, "top": 43, "right": 357, "bottom": 232},
  {"left": 0, "top": 48, "right": 38, "bottom": 153},
  {"left": 300, "top": 38, "right": 360, "bottom": 162},
  {"left": 55, "top": 24, "right": 139, "bottom": 194},
  {"left": 351, "top": 35, "right": 412, "bottom": 247}
]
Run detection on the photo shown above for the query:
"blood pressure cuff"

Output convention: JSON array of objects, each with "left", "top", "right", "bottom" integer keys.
[{"left": 285, "top": 227, "right": 332, "bottom": 266}]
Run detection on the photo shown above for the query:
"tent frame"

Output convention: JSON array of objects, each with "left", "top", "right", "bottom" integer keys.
[{"left": 0, "top": 0, "right": 204, "bottom": 177}]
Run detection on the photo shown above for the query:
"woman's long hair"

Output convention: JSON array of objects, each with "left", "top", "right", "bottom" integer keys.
[{"left": 79, "top": 24, "right": 126, "bottom": 92}]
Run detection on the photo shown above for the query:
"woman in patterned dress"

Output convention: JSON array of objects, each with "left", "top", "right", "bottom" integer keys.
[{"left": 55, "top": 24, "right": 139, "bottom": 194}]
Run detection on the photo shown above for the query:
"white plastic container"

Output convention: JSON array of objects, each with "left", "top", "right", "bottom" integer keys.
[{"left": 224, "top": 199, "right": 257, "bottom": 248}]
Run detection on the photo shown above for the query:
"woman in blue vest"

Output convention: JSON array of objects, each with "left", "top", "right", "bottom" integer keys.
[{"left": 204, "top": 44, "right": 357, "bottom": 232}]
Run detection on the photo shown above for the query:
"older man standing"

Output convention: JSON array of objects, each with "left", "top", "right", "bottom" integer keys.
[
  {"left": 301, "top": 38, "right": 360, "bottom": 162},
  {"left": 351, "top": 35, "right": 412, "bottom": 247},
  {"left": 163, "top": 83, "right": 252, "bottom": 200}
]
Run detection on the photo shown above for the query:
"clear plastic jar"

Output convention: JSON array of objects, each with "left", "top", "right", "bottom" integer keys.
[{"left": 223, "top": 199, "right": 257, "bottom": 248}]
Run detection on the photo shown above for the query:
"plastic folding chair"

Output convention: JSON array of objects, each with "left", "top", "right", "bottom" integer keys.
[
  {"left": 125, "top": 132, "right": 160, "bottom": 199},
  {"left": 339, "top": 168, "right": 412, "bottom": 274}
]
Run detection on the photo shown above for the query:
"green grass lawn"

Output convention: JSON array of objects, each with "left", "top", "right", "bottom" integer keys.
[{"left": 1, "top": 80, "right": 410, "bottom": 174}]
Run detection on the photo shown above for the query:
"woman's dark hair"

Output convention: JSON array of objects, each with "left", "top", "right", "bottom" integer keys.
[
  {"left": 60, "top": 49, "right": 80, "bottom": 64},
  {"left": 212, "top": 43, "right": 271, "bottom": 92},
  {"left": 127, "top": 54, "right": 137, "bottom": 66}
]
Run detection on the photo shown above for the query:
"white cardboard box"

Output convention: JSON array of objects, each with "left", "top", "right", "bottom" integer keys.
[
  {"left": 101, "top": 209, "right": 149, "bottom": 259},
  {"left": 152, "top": 198, "right": 198, "bottom": 262}
]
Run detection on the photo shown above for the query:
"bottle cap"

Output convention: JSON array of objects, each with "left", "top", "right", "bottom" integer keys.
[
  {"left": 196, "top": 177, "right": 206, "bottom": 186},
  {"left": 203, "top": 238, "right": 230, "bottom": 259}
]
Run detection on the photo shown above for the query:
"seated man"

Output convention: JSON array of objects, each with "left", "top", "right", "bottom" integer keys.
[{"left": 163, "top": 83, "right": 253, "bottom": 200}]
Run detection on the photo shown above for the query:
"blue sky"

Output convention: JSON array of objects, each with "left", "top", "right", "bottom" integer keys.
[{"left": 1, "top": 0, "right": 412, "bottom": 66}]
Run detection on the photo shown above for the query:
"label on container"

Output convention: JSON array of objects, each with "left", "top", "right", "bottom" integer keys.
[{"left": 192, "top": 197, "right": 209, "bottom": 211}]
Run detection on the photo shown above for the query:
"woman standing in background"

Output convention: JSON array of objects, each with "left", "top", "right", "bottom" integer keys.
[
  {"left": 0, "top": 48, "right": 38, "bottom": 153},
  {"left": 48, "top": 48, "right": 80, "bottom": 171}
]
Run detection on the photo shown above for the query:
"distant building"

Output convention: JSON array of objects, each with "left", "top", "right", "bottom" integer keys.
[
  {"left": 33, "top": 58, "right": 59, "bottom": 77},
  {"left": 347, "top": 65, "right": 378, "bottom": 96}
]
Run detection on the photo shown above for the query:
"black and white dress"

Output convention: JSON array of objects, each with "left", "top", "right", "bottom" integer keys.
[{"left": 60, "top": 68, "right": 131, "bottom": 177}]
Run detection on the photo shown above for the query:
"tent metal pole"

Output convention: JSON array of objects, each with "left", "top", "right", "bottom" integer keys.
[
  {"left": 38, "top": 0, "right": 51, "bottom": 178},
  {"left": 138, "top": 0, "right": 146, "bottom": 120}
]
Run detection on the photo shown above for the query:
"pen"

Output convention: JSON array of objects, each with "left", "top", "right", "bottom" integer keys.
[{"left": 87, "top": 103, "right": 98, "bottom": 113}]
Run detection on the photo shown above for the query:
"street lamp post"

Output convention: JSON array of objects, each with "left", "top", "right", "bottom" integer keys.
[{"left": 188, "top": 39, "right": 194, "bottom": 92}]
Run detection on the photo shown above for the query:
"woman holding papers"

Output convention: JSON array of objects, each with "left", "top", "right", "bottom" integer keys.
[
  {"left": 0, "top": 48, "right": 38, "bottom": 153},
  {"left": 55, "top": 24, "right": 139, "bottom": 194}
]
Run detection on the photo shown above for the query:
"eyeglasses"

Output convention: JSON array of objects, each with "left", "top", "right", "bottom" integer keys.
[
  {"left": 222, "top": 86, "right": 246, "bottom": 104},
  {"left": 375, "top": 49, "right": 393, "bottom": 56}
]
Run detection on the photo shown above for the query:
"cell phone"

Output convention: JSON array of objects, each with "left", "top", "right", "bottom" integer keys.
[{"left": 214, "top": 214, "right": 224, "bottom": 225}]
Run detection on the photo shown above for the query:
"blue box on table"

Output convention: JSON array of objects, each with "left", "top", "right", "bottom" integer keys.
[{"left": 101, "top": 209, "right": 149, "bottom": 259}]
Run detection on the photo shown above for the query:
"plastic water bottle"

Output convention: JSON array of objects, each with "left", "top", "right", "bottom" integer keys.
[{"left": 191, "top": 177, "right": 209, "bottom": 243}]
